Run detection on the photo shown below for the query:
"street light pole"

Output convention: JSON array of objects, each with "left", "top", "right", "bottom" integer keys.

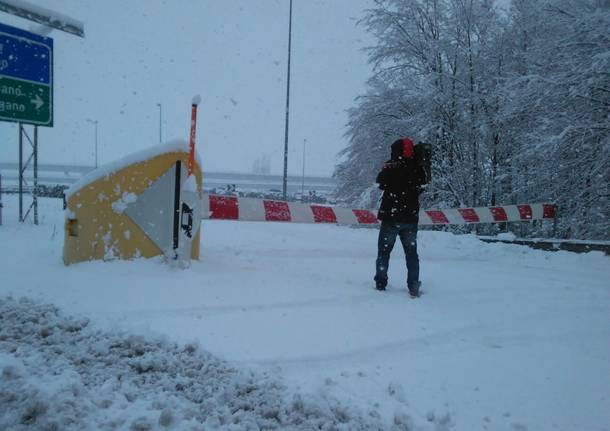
[
  {"left": 94, "top": 121, "right": 98, "bottom": 168},
  {"left": 301, "top": 138, "right": 306, "bottom": 198},
  {"left": 156, "top": 103, "right": 162, "bottom": 143},
  {"left": 87, "top": 119, "right": 99, "bottom": 168},
  {"left": 282, "top": 0, "right": 293, "bottom": 201}
]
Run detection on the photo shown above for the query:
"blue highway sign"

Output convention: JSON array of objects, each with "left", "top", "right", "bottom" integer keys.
[{"left": 0, "top": 22, "right": 53, "bottom": 126}]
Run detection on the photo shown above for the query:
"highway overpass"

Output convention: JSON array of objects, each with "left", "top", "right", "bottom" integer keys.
[{"left": 0, "top": 163, "right": 336, "bottom": 195}]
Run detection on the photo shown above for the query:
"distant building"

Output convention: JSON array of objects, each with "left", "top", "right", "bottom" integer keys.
[{"left": 252, "top": 154, "right": 271, "bottom": 175}]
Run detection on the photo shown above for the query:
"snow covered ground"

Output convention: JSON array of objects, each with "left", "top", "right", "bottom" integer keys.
[{"left": 1, "top": 196, "right": 609, "bottom": 430}]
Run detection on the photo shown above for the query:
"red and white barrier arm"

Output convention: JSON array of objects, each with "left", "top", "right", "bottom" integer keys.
[{"left": 201, "top": 194, "right": 556, "bottom": 226}]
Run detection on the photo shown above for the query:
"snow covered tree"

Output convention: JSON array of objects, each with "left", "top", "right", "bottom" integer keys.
[
  {"left": 336, "top": 0, "right": 610, "bottom": 239},
  {"left": 499, "top": 0, "right": 610, "bottom": 238}
]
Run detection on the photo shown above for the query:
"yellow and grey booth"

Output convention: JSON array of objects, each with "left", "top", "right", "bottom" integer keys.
[{"left": 63, "top": 141, "right": 202, "bottom": 265}]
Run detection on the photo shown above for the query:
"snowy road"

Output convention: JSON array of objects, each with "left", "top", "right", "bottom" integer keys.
[{"left": 1, "top": 197, "right": 609, "bottom": 430}]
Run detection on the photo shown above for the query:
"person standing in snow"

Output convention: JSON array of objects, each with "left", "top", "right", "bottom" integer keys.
[{"left": 374, "top": 138, "right": 427, "bottom": 297}]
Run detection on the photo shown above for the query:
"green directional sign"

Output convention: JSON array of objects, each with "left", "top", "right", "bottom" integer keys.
[
  {"left": 0, "top": 22, "right": 53, "bottom": 126},
  {"left": 0, "top": 76, "right": 51, "bottom": 124}
]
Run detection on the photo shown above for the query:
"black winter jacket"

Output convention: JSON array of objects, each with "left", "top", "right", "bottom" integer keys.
[{"left": 376, "top": 149, "right": 426, "bottom": 224}]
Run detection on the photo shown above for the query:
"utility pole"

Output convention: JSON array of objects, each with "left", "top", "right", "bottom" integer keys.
[{"left": 282, "top": 0, "right": 293, "bottom": 201}]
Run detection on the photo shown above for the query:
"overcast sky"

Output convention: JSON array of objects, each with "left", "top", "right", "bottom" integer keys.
[{"left": 0, "top": 0, "right": 373, "bottom": 176}]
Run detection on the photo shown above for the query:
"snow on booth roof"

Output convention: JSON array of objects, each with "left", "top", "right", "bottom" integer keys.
[{"left": 65, "top": 140, "right": 201, "bottom": 199}]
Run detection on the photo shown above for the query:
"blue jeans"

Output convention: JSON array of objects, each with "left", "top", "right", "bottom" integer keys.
[{"left": 375, "top": 222, "right": 419, "bottom": 289}]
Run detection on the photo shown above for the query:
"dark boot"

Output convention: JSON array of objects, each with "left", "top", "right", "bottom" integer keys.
[
  {"left": 408, "top": 281, "right": 421, "bottom": 298},
  {"left": 375, "top": 277, "right": 387, "bottom": 291}
]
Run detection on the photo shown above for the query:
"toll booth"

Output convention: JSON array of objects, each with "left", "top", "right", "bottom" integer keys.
[{"left": 63, "top": 141, "right": 201, "bottom": 265}]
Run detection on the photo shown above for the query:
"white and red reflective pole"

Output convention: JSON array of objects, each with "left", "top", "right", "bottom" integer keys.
[
  {"left": 172, "top": 94, "right": 202, "bottom": 265},
  {"left": 188, "top": 95, "right": 201, "bottom": 176}
]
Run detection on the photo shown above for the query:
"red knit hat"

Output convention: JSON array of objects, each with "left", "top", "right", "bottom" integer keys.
[{"left": 402, "top": 138, "right": 414, "bottom": 158}]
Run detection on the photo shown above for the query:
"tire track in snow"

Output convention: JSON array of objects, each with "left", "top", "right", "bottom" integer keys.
[
  {"left": 104, "top": 292, "right": 377, "bottom": 317},
  {"left": 242, "top": 311, "right": 607, "bottom": 366}
]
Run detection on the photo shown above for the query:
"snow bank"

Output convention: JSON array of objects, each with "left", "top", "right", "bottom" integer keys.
[
  {"left": 496, "top": 232, "right": 516, "bottom": 241},
  {"left": 0, "top": 296, "right": 444, "bottom": 431},
  {"left": 65, "top": 141, "right": 201, "bottom": 200}
]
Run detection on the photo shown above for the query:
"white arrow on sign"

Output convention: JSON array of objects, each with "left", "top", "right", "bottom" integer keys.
[{"left": 31, "top": 94, "right": 43, "bottom": 110}]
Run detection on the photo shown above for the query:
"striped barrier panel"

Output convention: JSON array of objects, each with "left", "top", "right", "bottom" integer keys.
[{"left": 201, "top": 194, "right": 556, "bottom": 226}]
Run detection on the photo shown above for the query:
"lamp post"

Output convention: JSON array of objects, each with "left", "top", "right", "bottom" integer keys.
[
  {"left": 86, "top": 119, "right": 99, "bottom": 168},
  {"left": 301, "top": 138, "right": 306, "bottom": 198},
  {"left": 156, "top": 103, "right": 162, "bottom": 143},
  {"left": 282, "top": 0, "right": 293, "bottom": 201}
]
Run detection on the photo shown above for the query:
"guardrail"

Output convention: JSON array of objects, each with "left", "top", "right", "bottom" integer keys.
[
  {"left": 478, "top": 237, "right": 610, "bottom": 255},
  {"left": 0, "top": 184, "right": 68, "bottom": 197}
]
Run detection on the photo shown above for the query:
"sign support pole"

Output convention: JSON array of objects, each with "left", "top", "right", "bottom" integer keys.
[
  {"left": 0, "top": 173, "right": 3, "bottom": 225},
  {"left": 0, "top": 22, "right": 53, "bottom": 224},
  {"left": 33, "top": 126, "right": 38, "bottom": 225},
  {"left": 18, "top": 123, "right": 23, "bottom": 222},
  {"left": 18, "top": 124, "right": 39, "bottom": 224}
]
